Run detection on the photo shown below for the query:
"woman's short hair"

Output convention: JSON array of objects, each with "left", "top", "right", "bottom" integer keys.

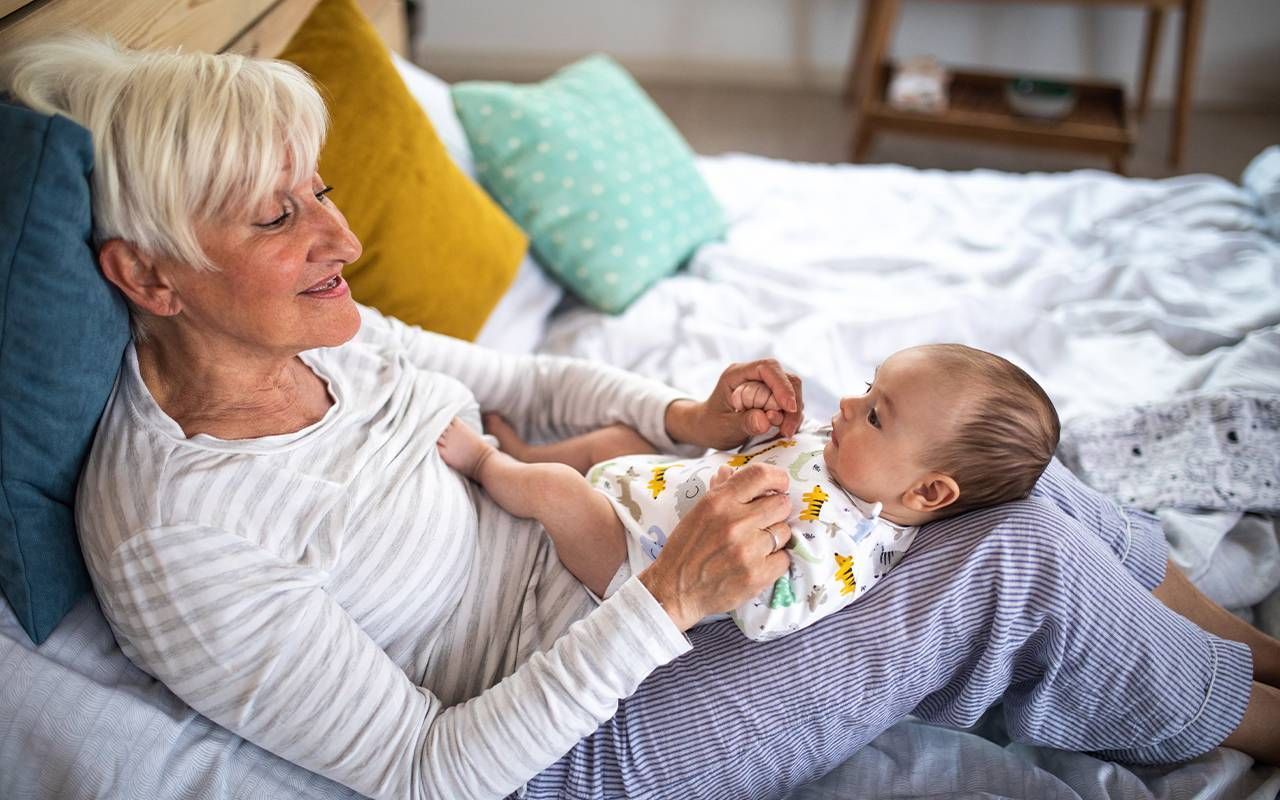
[{"left": 0, "top": 34, "right": 328, "bottom": 270}]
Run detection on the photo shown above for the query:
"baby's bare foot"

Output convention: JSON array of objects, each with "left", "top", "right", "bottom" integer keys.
[
  {"left": 438, "top": 418, "right": 495, "bottom": 478},
  {"left": 482, "top": 413, "right": 532, "bottom": 461}
]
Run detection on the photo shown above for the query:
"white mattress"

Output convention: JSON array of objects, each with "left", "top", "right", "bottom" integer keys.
[{"left": 4, "top": 153, "right": 1279, "bottom": 800}]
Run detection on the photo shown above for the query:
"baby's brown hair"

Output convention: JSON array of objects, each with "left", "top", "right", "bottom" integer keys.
[{"left": 919, "top": 344, "right": 1060, "bottom": 517}]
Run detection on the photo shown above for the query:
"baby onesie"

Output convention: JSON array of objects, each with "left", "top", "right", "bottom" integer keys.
[{"left": 588, "top": 427, "right": 917, "bottom": 641}]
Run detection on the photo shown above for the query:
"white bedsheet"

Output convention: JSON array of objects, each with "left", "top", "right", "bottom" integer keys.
[
  {"left": 4, "top": 155, "right": 1278, "bottom": 800},
  {"left": 540, "top": 153, "right": 1280, "bottom": 798},
  {"left": 544, "top": 153, "right": 1280, "bottom": 615}
]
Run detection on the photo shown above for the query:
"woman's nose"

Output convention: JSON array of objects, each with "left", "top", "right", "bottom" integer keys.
[{"left": 314, "top": 203, "right": 363, "bottom": 265}]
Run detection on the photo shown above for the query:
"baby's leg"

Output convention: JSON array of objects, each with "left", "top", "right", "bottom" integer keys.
[
  {"left": 483, "top": 413, "right": 655, "bottom": 474},
  {"left": 438, "top": 419, "right": 626, "bottom": 597}
]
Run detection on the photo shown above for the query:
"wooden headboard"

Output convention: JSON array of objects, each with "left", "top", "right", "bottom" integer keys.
[{"left": 0, "top": 0, "right": 406, "bottom": 58}]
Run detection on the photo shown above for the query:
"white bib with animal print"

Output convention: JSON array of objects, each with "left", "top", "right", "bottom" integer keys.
[{"left": 588, "top": 427, "right": 917, "bottom": 641}]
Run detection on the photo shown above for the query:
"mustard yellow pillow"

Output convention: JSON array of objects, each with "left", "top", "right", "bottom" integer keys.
[{"left": 279, "top": 0, "right": 526, "bottom": 340}]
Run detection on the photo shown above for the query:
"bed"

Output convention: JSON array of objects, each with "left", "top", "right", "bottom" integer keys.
[{"left": 2, "top": 0, "right": 1279, "bottom": 798}]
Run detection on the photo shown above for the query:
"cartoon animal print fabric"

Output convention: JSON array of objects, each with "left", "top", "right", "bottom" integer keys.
[
  {"left": 588, "top": 426, "right": 916, "bottom": 641},
  {"left": 1059, "top": 391, "right": 1280, "bottom": 514}
]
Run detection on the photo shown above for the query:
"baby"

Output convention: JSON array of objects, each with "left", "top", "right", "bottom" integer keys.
[{"left": 439, "top": 343, "right": 1060, "bottom": 640}]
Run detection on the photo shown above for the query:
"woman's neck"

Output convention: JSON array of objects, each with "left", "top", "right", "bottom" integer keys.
[{"left": 134, "top": 328, "right": 331, "bottom": 439}]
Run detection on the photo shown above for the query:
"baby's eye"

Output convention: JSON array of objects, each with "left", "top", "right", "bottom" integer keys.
[
  {"left": 864, "top": 381, "right": 873, "bottom": 393},
  {"left": 867, "top": 407, "right": 880, "bottom": 429}
]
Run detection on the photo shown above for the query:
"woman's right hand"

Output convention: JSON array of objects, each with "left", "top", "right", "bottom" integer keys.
[{"left": 638, "top": 463, "right": 794, "bottom": 631}]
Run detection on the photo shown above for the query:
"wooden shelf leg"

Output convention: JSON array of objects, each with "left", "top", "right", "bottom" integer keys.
[
  {"left": 842, "top": 0, "right": 878, "bottom": 106},
  {"left": 1136, "top": 7, "right": 1164, "bottom": 123},
  {"left": 1171, "top": 0, "right": 1204, "bottom": 169},
  {"left": 848, "top": 0, "right": 898, "bottom": 162},
  {"left": 853, "top": 128, "right": 877, "bottom": 162}
]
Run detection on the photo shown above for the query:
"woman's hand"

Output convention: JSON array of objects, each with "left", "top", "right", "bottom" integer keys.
[
  {"left": 639, "top": 464, "right": 794, "bottom": 631},
  {"left": 665, "top": 359, "right": 804, "bottom": 450}
]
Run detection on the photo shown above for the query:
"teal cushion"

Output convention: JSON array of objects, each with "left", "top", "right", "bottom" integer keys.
[
  {"left": 0, "top": 103, "right": 130, "bottom": 644},
  {"left": 452, "top": 55, "right": 725, "bottom": 313}
]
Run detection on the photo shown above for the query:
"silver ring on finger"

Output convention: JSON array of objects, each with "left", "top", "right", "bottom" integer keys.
[{"left": 763, "top": 525, "right": 781, "bottom": 554}]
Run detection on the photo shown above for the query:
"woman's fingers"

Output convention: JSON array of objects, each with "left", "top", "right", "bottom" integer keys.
[
  {"left": 752, "top": 360, "right": 798, "bottom": 413},
  {"left": 741, "top": 494, "right": 793, "bottom": 533},
  {"left": 722, "top": 462, "right": 791, "bottom": 504},
  {"left": 709, "top": 464, "right": 734, "bottom": 490},
  {"left": 780, "top": 374, "right": 805, "bottom": 436},
  {"left": 641, "top": 464, "right": 794, "bottom": 630},
  {"left": 722, "top": 360, "right": 797, "bottom": 413},
  {"left": 764, "top": 520, "right": 793, "bottom": 552}
]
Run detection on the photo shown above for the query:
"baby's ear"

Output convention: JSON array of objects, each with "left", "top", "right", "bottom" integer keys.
[{"left": 902, "top": 473, "right": 960, "bottom": 515}]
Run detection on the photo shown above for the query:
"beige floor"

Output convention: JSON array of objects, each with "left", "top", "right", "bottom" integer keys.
[{"left": 643, "top": 81, "right": 1280, "bottom": 181}]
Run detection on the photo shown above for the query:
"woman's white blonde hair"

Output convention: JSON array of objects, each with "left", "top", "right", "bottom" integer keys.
[{"left": 0, "top": 33, "right": 328, "bottom": 270}]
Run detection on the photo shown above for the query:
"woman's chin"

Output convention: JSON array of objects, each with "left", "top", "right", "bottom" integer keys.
[{"left": 306, "top": 295, "right": 362, "bottom": 349}]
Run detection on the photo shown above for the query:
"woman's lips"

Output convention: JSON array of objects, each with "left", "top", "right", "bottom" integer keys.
[{"left": 300, "top": 274, "right": 348, "bottom": 298}]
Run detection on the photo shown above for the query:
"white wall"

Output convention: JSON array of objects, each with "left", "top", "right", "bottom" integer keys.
[{"left": 418, "top": 0, "right": 1280, "bottom": 110}]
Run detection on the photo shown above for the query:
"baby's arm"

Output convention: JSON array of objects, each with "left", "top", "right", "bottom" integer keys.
[
  {"left": 438, "top": 419, "right": 627, "bottom": 596},
  {"left": 484, "top": 414, "right": 656, "bottom": 474}
]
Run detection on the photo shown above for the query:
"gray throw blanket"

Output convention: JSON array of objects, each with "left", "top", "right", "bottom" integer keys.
[{"left": 1058, "top": 392, "right": 1280, "bottom": 514}]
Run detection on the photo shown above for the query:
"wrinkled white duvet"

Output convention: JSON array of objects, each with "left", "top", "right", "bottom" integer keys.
[
  {"left": 540, "top": 152, "right": 1280, "bottom": 799},
  {"left": 5, "top": 153, "right": 1278, "bottom": 800}
]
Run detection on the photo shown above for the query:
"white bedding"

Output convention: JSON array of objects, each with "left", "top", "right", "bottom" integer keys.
[
  {"left": 539, "top": 152, "right": 1280, "bottom": 798},
  {"left": 545, "top": 153, "right": 1280, "bottom": 615},
  {"left": 4, "top": 153, "right": 1279, "bottom": 800}
]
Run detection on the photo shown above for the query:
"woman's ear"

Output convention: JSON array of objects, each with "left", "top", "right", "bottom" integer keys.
[
  {"left": 901, "top": 472, "right": 960, "bottom": 515},
  {"left": 98, "top": 239, "right": 182, "bottom": 317}
]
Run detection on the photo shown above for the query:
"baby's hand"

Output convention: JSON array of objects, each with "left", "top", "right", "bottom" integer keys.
[{"left": 730, "top": 380, "right": 784, "bottom": 414}]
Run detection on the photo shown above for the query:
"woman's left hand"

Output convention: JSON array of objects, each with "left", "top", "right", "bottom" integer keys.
[{"left": 665, "top": 359, "right": 804, "bottom": 450}]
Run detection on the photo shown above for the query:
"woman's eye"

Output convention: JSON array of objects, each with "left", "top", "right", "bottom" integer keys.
[
  {"left": 867, "top": 407, "right": 880, "bottom": 428},
  {"left": 864, "top": 381, "right": 873, "bottom": 393},
  {"left": 258, "top": 209, "right": 290, "bottom": 228},
  {"left": 316, "top": 185, "right": 334, "bottom": 202}
]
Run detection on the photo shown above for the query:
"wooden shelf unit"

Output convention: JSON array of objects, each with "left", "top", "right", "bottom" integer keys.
[
  {"left": 844, "top": 0, "right": 1205, "bottom": 172},
  {"left": 860, "top": 65, "right": 1135, "bottom": 171}
]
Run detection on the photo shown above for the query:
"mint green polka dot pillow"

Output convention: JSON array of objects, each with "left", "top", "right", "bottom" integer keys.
[{"left": 451, "top": 55, "right": 725, "bottom": 313}]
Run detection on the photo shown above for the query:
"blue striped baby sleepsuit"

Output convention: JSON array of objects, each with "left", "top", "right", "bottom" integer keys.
[{"left": 520, "top": 458, "right": 1253, "bottom": 799}]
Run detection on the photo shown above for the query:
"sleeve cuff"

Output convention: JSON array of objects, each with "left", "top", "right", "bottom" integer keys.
[
  {"left": 1098, "top": 637, "right": 1253, "bottom": 765},
  {"left": 604, "top": 575, "right": 692, "bottom": 662},
  {"left": 633, "top": 389, "right": 705, "bottom": 458}
]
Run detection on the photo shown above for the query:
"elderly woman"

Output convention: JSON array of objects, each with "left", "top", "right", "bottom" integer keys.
[{"left": 4, "top": 35, "right": 1278, "bottom": 800}]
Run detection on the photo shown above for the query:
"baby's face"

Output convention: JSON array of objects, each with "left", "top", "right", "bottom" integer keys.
[{"left": 823, "top": 348, "right": 966, "bottom": 513}]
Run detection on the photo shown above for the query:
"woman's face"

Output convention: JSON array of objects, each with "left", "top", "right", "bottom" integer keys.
[{"left": 163, "top": 169, "right": 363, "bottom": 358}]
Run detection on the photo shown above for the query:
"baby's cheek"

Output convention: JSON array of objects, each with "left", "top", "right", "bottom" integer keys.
[{"left": 822, "top": 442, "right": 854, "bottom": 487}]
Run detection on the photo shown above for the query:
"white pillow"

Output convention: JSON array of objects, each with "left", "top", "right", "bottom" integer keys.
[
  {"left": 391, "top": 52, "right": 476, "bottom": 178},
  {"left": 1243, "top": 145, "right": 1280, "bottom": 239},
  {"left": 389, "top": 53, "right": 564, "bottom": 352},
  {"left": 475, "top": 253, "right": 566, "bottom": 353}
]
